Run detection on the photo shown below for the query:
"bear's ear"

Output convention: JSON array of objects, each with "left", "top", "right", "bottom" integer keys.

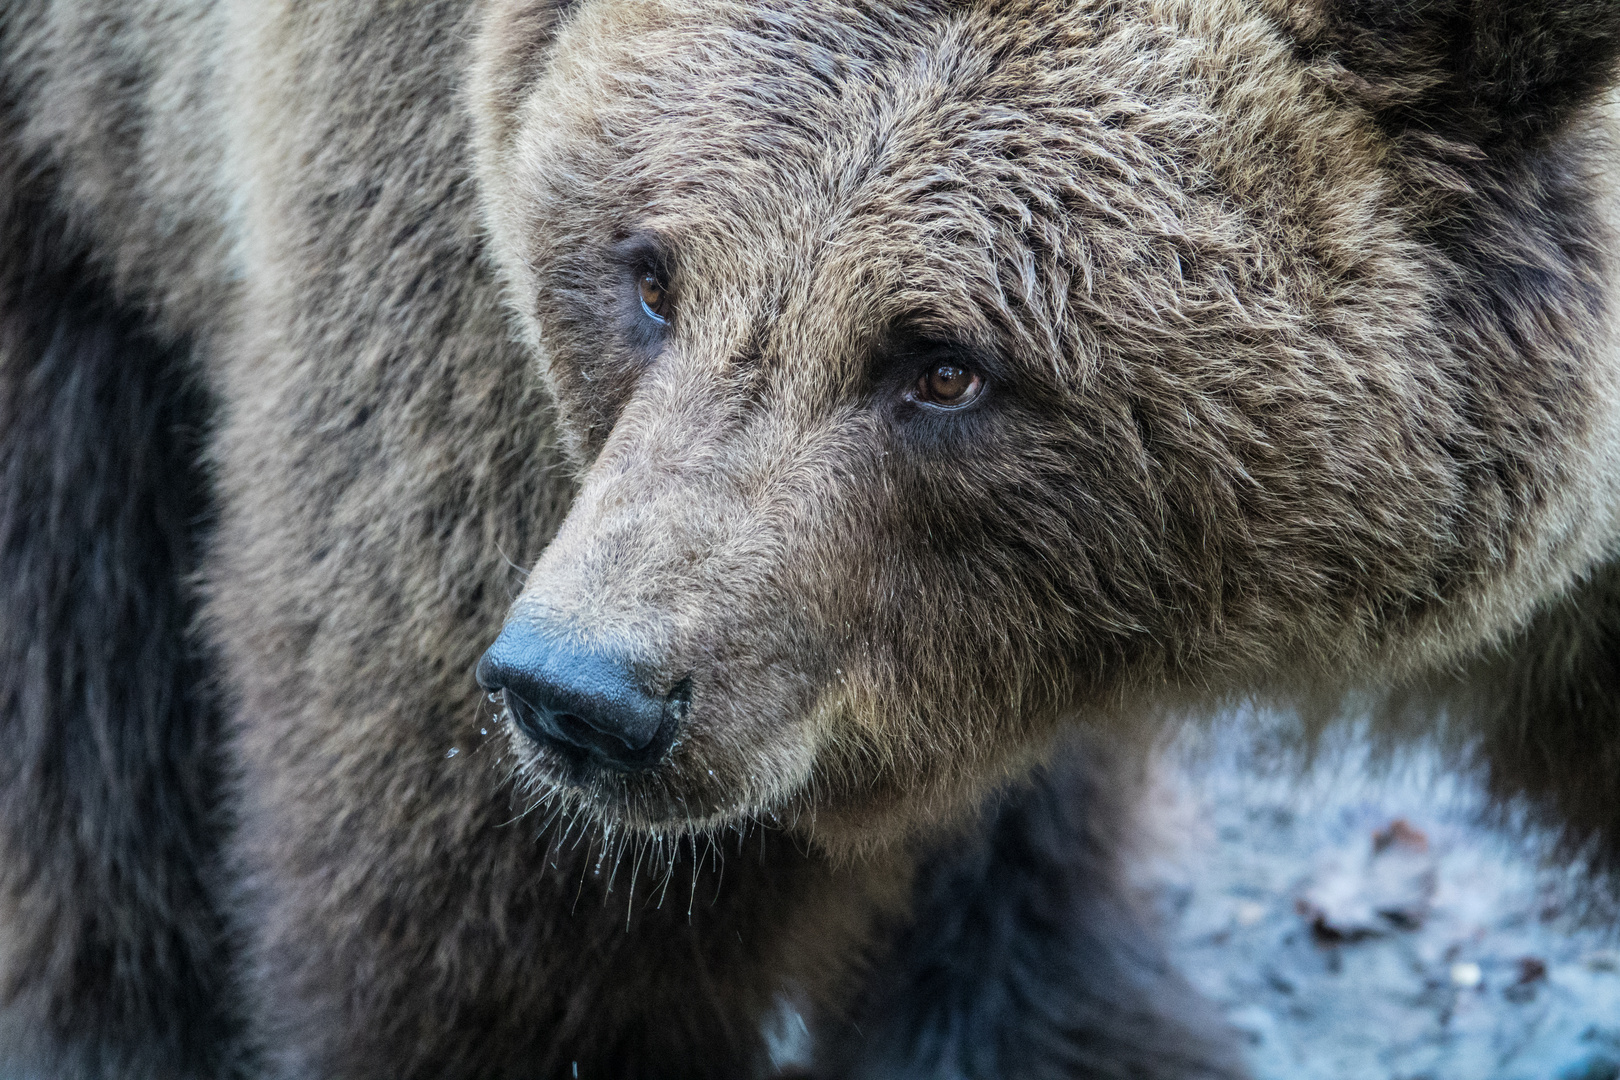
[{"left": 1274, "top": 0, "right": 1620, "bottom": 148}]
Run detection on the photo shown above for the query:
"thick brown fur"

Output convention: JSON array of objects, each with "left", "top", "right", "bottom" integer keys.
[
  {"left": 472, "top": 0, "right": 1620, "bottom": 847},
  {"left": 5, "top": 0, "right": 1620, "bottom": 1077}
]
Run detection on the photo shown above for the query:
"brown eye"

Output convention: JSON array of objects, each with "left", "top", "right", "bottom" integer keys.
[
  {"left": 915, "top": 362, "right": 983, "bottom": 408},
  {"left": 638, "top": 271, "right": 670, "bottom": 323}
]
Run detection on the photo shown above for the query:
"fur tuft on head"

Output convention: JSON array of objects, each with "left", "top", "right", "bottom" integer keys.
[{"left": 1275, "top": 0, "right": 1620, "bottom": 149}]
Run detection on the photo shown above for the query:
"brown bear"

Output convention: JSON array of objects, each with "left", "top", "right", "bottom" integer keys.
[{"left": 4, "top": 0, "right": 1620, "bottom": 1077}]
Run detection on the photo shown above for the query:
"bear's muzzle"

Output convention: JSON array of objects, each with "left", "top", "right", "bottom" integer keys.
[{"left": 476, "top": 623, "right": 687, "bottom": 772}]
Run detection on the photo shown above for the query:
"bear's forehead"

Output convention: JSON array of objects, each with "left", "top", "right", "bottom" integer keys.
[
  {"left": 571, "top": 1, "right": 1201, "bottom": 202},
  {"left": 547, "top": 1, "right": 1390, "bottom": 247},
  {"left": 520, "top": 0, "right": 1417, "bottom": 377},
  {"left": 556, "top": 0, "right": 1316, "bottom": 179}
]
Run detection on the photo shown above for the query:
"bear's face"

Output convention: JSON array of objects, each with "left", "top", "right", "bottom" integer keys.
[{"left": 472, "top": 0, "right": 1603, "bottom": 846}]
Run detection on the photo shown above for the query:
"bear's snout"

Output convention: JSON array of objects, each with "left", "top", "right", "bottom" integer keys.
[{"left": 476, "top": 622, "right": 686, "bottom": 772}]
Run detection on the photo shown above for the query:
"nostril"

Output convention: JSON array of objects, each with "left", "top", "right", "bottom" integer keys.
[
  {"left": 475, "top": 622, "right": 684, "bottom": 771},
  {"left": 553, "top": 709, "right": 629, "bottom": 755},
  {"left": 497, "top": 686, "right": 548, "bottom": 746},
  {"left": 497, "top": 686, "right": 633, "bottom": 759}
]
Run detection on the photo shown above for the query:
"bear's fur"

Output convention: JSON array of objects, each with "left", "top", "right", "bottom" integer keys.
[
  {"left": 4, "top": 0, "right": 1620, "bottom": 1077},
  {"left": 472, "top": 0, "right": 1620, "bottom": 851}
]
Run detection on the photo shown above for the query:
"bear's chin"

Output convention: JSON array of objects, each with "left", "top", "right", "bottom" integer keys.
[{"left": 504, "top": 726, "right": 813, "bottom": 841}]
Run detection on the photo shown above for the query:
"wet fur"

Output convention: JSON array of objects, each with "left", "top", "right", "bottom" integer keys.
[{"left": 4, "top": 0, "right": 1620, "bottom": 1077}]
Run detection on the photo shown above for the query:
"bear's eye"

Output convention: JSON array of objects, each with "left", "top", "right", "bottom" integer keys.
[
  {"left": 914, "top": 362, "right": 983, "bottom": 409},
  {"left": 638, "top": 271, "right": 671, "bottom": 324}
]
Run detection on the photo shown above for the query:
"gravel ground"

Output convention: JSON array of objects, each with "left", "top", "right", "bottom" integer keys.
[{"left": 1146, "top": 713, "right": 1620, "bottom": 1080}]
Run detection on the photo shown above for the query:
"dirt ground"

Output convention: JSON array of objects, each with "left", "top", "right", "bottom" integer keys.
[{"left": 1146, "top": 713, "right": 1620, "bottom": 1080}]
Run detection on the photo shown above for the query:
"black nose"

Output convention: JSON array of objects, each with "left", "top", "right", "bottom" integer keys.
[{"left": 475, "top": 622, "right": 685, "bottom": 771}]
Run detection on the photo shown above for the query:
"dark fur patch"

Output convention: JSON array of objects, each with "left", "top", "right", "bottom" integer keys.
[
  {"left": 822, "top": 738, "right": 1250, "bottom": 1080},
  {"left": 1396, "top": 558, "right": 1620, "bottom": 878},
  {"left": 1285, "top": 0, "right": 1620, "bottom": 148},
  {"left": 0, "top": 108, "right": 231, "bottom": 1079},
  {"left": 1474, "top": 559, "right": 1620, "bottom": 873}
]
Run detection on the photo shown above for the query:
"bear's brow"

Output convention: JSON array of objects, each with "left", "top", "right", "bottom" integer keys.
[{"left": 610, "top": 231, "right": 676, "bottom": 278}]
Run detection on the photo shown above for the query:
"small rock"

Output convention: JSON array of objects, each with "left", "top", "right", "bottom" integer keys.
[
  {"left": 1297, "top": 818, "right": 1438, "bottom": 940},
  {"left": 1586, "top": 950, "right": 1620, "bottom": 973},
  {"left": 1235, "top": 900, "right": 1267, "bottom": 927},
  {"left": 1518, "top": 956, "right": 1549, "bottom": 985},
  {"left": 1372, "top": 818, "right": 1429, "bottom": 854}
]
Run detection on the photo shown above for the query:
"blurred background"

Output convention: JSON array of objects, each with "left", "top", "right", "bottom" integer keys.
[{"left": 1146, "top": 712, "right": 1620, "bottom": 1080}]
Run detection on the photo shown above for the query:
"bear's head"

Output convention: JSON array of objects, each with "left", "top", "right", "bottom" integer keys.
[{"left": 469, "top": 0, "right": 1620, "bottom": 849}]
